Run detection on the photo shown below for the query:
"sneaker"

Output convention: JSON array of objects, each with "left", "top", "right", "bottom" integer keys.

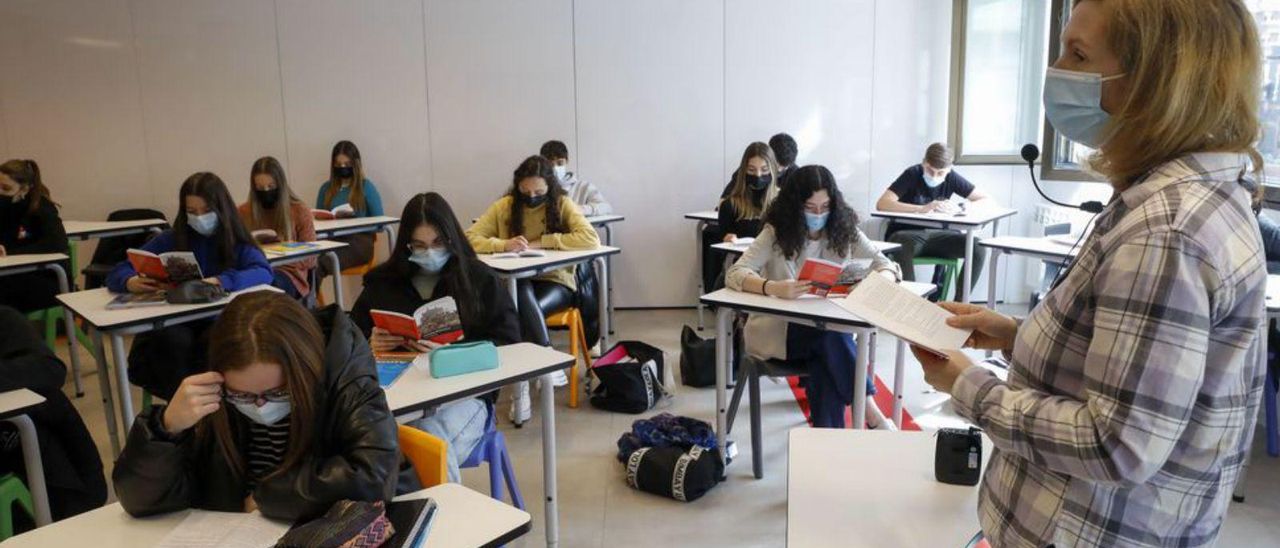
[
  {"left": 589, "top": 342, "right": 603, "bottom": 359},
  {"left": 509, "top": 381, "right": 532, "bottom": 427},
  {"left": 550, "top": 369, "right": 569, "bottom": 388},
  {"left": 864, "top": 400, "right": 897, "bottom": 431}
]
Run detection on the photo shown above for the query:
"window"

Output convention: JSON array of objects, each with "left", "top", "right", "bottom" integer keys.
[
  {"left": 948, "top": 0, "right": 1051, "bottom": 164},
  {"left": 1041, "top": 0, "right": 1101, "bottom": 181}
]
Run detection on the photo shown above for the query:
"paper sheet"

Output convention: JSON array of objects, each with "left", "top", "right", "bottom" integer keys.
[
  {"left": 156, "top": 511, "right": 291, "bottom": 548},
  {"left": 836, "top": 273, "right": 972, "bottom": 354}
]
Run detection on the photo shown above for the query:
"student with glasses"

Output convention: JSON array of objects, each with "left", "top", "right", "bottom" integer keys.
[{"left": 112, "top": 292, "right": 399, "bottom": 522}]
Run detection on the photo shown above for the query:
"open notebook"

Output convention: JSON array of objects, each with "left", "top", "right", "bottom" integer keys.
[{"left": 834, "top": 273, "right": 972, "bottom": 356}]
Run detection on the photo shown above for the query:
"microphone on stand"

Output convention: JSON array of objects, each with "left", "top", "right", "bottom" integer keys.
[{"left": 1021, "top": 144, "right": 1104, "bottom": 214}]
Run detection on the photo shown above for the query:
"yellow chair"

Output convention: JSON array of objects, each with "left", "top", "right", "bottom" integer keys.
[
  {"left": 318, "top": 234, "right": 379, "bottom": 306},
  {"left": 398, "top": 425, "right": 448, "bottom": 489},
  {"left": 545, "top": 307, "right": 591, "bottom": 408}
]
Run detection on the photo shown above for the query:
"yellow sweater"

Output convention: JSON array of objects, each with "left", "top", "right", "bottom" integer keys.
[{"left": 466, "top": 195, "right": 601, "bottom": 289}]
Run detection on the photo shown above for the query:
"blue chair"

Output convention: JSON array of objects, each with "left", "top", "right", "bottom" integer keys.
[
  {"left": 1265, "top": 347, "right": 1278, "bottom": 458},
  {"left": 461, "top": 404, "right": 525, "bottom": 509}
]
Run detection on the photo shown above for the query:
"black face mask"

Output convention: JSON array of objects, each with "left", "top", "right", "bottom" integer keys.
[
  {"left": 334, "top": 166, "right": 355, "bottom": 179},
  {"left": 255, "top": 188, "right": 281, "bottom": 209},
  {"left": 522, "top": 193, "right": 549, "bottom": 208},
  {"left": 746, "top": 174, "right": 772, "bottom": 191}
]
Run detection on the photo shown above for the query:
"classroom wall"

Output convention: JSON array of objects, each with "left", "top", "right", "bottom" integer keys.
[{"left": 0, "top": 0, "right": 1073, "bottom": 307}]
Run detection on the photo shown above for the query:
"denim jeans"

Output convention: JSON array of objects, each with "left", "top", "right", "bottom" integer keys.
[{"left": 412, "top": 398, "right": 489, "bottom": 483}]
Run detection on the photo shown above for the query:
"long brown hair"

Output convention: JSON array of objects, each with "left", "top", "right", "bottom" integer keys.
[
  {"left": 721, "top": 142, "right": 778, "bottom": 221},
  {"left": 320, "top": 140, "right": 368, "bottom": 213},
  {"left": 0, "top": 159, "right": 57, "bottom": 216},
  {"left": 506, "top": 156, "right": 568, "bottom": 237},
  {"left": 1080, "top": 0, "right": 1262, "bottom": 186},
  {"left": 246, "top": 156, "right": 301, "bottom": 240},
  {"left": 199, "top": 292, "right": 324, "bottom": 480},
  {"left": 174, "top": 172, "right": 258, "bottom": 269}
]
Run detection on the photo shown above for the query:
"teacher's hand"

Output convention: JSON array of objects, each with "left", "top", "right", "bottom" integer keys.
[
  {"left": 909, "top": 346, "right": 974, "bottom": 395},
  {"left": 938, "top": 302, "right": 1017, "bottom": 352}
]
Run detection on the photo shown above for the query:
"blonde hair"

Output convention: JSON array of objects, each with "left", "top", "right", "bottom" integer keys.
[
  {"left": 721, "top": 142, "right": 779, "bottom": 221},
  {"left": 1083, "top": 0, "right": 1262, "bottom": 185}
]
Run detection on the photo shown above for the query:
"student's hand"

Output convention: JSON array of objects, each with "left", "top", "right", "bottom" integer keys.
[
  {"left": 938, "top": 302, "right": 1018, "bottom": 351},
  {"left": 766, "top": 279, "right": 812, "bottom": 300},
  {"left": 935, "top": 201, "right": 960, "bottom": 215},
  {"left": 723, "top": 233, "right": 739, "bottom": 243},
  {"left": 876, "top": 269, "right": 898, "bottom": 282},
  {"left": 0, "top": 245, "right": 6, "bottom": 257},
  {"left": 909, "top": 346, "right": 974, "bottom": 394},
  {"left": 369, "top": 327, "right": 402, "bottom": 353},
  {"left": 403, "top": 339, "right": 443, "bottom": 354},
  {"left": 162, "top": 371, "right": 224, "bottom": 435},
  {"left": 126, "top": 275, "right": 165, "bottom": 294},
  {"left": 202, "top": 277, "right": 222, "bottom": 287},
  {"left": 244, "top": 496, "right": 258, "bottom": 513},
  {"left": 916, "top": 202, "right": 939, "bottom": 214},
  {"left": 504, "top": 236, "right": 529, "bottom": 252}
]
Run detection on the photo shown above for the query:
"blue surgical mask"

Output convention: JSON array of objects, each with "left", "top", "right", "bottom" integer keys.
[
  {"left": 1043, "top": 67, "right": 1126, "bottom": 149},
  {"left": 233, "top": 400, "right": 291, "bottom": 426},
  {"left": 804, "top": 211, "right": 829, "bottom": 233},
  {"left": 189, "top": 211, "right": 220, "bottom": 237},
  {"left": 922, "top": 172, "right": 946, "bottom": 188},
  {"left": 409, "top": 248, "right": 451, "bottom": 274}
]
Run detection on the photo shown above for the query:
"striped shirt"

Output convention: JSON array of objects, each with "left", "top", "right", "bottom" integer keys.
[
  {"left": 246, "top": 417, "right": 291, "bottom": 489},
  {"left": 951, "top": 153, "right": 1267, "bottom": 547}
]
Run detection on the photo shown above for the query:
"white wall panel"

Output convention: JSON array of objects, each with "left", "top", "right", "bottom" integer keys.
[
  {"left": 275, "top": 0, "right": 431, "bottom": 213},
  {"left": 0, "top": 0, "right": 151, "bottom": 220},
  {"left": 131, "top": 0, "right": 287, "bottom": 211},
  {"left": 575, "top": 0, "right": 725, "bottom": 308},
  {"left": 725, "top": 0, "right": 877, "bottom": 213},
  {"left": 423, "top": 0, "right": 577, "bottom": 222}
]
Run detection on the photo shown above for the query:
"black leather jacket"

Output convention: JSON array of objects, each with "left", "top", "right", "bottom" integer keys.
[{"left": 111, "top": 305, "right": 399, "bottom": 522}]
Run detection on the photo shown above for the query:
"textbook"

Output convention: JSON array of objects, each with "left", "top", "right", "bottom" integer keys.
[
  {"left": 105, "top": 291, "right": 168, "bottom": 310},
  {"left": 370, "top": 296, "right": 465, "bottom": 344},
  {"left": 126, "top": 248, "right": 203, "bottom": 284},
  {"left": 376, "top": 359, "right": 413, "bottom": 388},
  {"left": 311, "top": 203, "right": 355, "bottom": 220},
  {"left": 251, "top": 229, "right": 280, "bottom": 244},
  {"left": 156, "top": 510, "right": 290, "bottom": 548},
  {"left": 797, "top": 257, "right": 873, "bottom": 297},
  {"left": 261, "top": 241, "right": 319, "bottom": 257},
  {"left": 384, "top": 498, "right": 438, "bottom": 548},
  {"left": 833, "top": 272, "right": 972, "bottom": 356},
  {"left": 491, "top": 249, "right": 547, "bottom": 259}
]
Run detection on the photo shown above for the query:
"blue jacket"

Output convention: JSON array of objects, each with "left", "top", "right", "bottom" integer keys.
[
  {"left": 105, "top": 229, "right": 272, "bottom": 293},
  {"left": 315, "top": 179, "right": 384, "bottom": 217}
]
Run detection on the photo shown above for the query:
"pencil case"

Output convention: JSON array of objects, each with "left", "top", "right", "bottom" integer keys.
[{"left": 429, "top": 341, "right": 499, "bottom": 378}]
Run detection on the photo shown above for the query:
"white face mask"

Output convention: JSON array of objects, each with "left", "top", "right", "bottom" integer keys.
[
  {"left": 189, "top": 211, "right": 220, "bottom": 237},
  {"left": 552, "top": 165, "right": 568, "bottom": 182},
  {"left": 233, "top": 400, "right": 291, "bottom": 426},
  {"left": 1043, "top": 67, "right": 1126, "bottom": 149}
]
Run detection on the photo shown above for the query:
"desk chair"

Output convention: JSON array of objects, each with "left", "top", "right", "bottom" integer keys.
[
  {"left": 461, "top": 404, "right": 525, "bottom": 509},
  {"left": 545, "top": 307, "right": 590, "bottom": 408},
  {"left": 913, "top": 257, "right": 963, "bottom": 302},
  {"left": 318, "top": 234, "right": 379, "bottom": 307},
  {"left": 80, "top": 209, "right": 167, "bottom": 290},
  {"left": 725, "top": 356, "right": 810, "bottom": 479},
  {"left": 0, "top": 473, "right": 34, "bottom": 540},
  {"left": 398, "top": 425, "right": 448, "bottom": 489}
]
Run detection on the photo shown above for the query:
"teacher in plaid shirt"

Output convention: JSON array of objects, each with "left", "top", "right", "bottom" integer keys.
[{"left": 913, "top": 0, "right": 1268, "bottom": 546}]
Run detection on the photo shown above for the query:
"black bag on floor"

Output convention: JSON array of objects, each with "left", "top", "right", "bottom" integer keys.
[
  {"left": 590, "top": 341, "right": 668, "bottom": 414},
  {"left": 625, "top": 445, "right": 723, "bottom": 502},
  {"left": 680, "top": 325, "right": 716, "bottom": 388}
]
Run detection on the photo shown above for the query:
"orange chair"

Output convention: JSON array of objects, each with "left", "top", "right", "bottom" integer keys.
[
  {"left": 319, "top": 234, "right": 379, "bottom": 306},
  {"left": 545, "top": 307, "right": 592, "bottom": 408},
  {"left": 397, "top": 425, "right": 448, "bottom": 489}
]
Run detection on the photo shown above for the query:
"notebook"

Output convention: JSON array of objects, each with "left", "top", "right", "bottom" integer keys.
[
  {"left": 384, "top": 498, "right": 438, "bottom": 548},
  {"left": 377, "top": 360, "right": 414, "bottom": 388}
]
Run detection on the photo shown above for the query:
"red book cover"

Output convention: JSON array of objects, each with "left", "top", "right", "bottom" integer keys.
[
  {"left": 127, "top": 249, "right": 169, "bottom": 281},
  {"left": 798, "top": 258, "right": 842, "bottom": 297}
]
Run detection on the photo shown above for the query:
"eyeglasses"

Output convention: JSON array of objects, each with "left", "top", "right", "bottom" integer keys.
[{"left": 223, "top": 388, "right": 290, "bottom": 406}]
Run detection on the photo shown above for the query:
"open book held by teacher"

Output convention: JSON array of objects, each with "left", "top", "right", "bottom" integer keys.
[{"left": 834, "top": 273, "right": 972, "bottom": 356}]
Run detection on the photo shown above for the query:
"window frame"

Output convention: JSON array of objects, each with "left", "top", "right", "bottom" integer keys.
[{"left": 1039, "top": 0, "right": 1105, "bottom": 181}]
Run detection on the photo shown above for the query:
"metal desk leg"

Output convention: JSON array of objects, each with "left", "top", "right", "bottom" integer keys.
[
  {"left": 853, "top": 328, "right": 870, "bottom": 429},
  {"left": 594, "top": 257, "right": 610, "bottom": 350},
  {"left": 985, "top": 251, "right": 1002, "bottom": 358},
  {"left": 540, "top": 371, "right": 559, "bottom": 547},
  {"left": 603, "top": 224, "right": 615, "bottom": 336},
  {"left": 4, "top": 416, "right": 51, "bottom": 526},
  {"left": 696, "top": 221, "right": 708, "bottom": 330},
  {"left": 110, "top": 333, "right": 137, "bottom": 432},
  {"left": 49, "top": 264, "right": 84, "bottom": 397},
  {"left": 506, "top": 277, "right": 530, "bottom": 427},
  {"left": 962, "top": 229, "right": 975, "bottom": 303},
  {"left": 893, "top": 338, "right": 906, "bottom": 428},
  {"left": 382, "top": 225, "right": 396, "bottom": 256},
  {"left": 91, "top": 328, "right": 121, "bottom": 456},
  {"left": 714, "top": 308, "right": 733, "bottom": 468},
  {"left": 324, "top": 252, "right": 344, "bottom": 308}
]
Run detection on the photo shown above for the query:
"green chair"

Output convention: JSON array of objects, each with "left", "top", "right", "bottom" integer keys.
[
  {"left": 0, "top": 473, "right": 34, "bottom": 540},
  {"left": 913, "top": 257, "right": 964, "bottom": 301}
]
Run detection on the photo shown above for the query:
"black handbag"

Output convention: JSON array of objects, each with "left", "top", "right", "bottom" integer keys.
[
  {"left": 625, "top": 445, "right": 723, "bottom": 502},
  {"left": 589, "top": 341, "right": 668, "bottom": 414},
  {"left": 680, "top": 325, "right": 717, "bottom": 388}
]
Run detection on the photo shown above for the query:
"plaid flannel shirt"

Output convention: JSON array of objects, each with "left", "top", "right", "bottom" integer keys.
[{"left": 952, "top": 153, "right": 1267, "bottom": 547}]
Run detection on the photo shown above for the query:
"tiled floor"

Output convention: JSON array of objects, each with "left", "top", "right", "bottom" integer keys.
[{"left": 52, "top": 308, "right": 1280, "bottom": 547}]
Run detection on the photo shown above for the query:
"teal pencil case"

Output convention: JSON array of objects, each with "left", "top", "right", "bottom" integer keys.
[{"left": 429, "top": 341, "right": 499, "bottom": 378}]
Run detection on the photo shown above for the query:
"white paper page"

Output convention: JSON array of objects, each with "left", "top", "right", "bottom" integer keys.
[
  {"left": 836, "top": 273, "right": 972, "bottom": 354},
  {"left": 156, "top": 511, "right": 291, "bottom": 548}
]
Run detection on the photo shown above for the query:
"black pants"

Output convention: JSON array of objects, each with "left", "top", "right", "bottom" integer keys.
[
  {"left": 127, "top": 319, "right": 215, "bottom": 400},
  {"left": 701, "top": 226, "right": 726, "bottom": 293},
  {"left": 0, "top": 271, "right": 60, "bottom": 314},
  {"left": 886, "top": 229, "right": 987, "bottom": 289},
  {"left": 319, "top": 232, "right": 376, "bottom": 277},
  {"left": 270, "top": 269, "right": 303, "bottom": 300},
  {"left": 516, "top": 280, "right": 574, "bottom": 347}
]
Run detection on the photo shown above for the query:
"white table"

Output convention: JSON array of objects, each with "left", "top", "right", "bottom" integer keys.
[
  {"left": 56, "top": 285, "right": 279, "bottom": 456},
  {"left": 686, "top": 210, "right": 720, "bottom": 330},
  {"left": 787, "top": 429, "right": 990, "bottom": 547},
  {"left": 0, "top": 253, "right": 85, "bottom": 397},
  {"left": 262, "top": 240, "right": 348, "bottom": 304},
  {"left": 385, "top": 342, "right": 574, "bottom": 548},
  {"left": 0, "top": 482, "right": 530, "bottom": 548},
  {"left": 586, "top": 214, "right": 625, "bottom": 335},
  {"left": 0, "top": 389, "right": 51, "bottom": 528},
  {"left": 871, "top": 208, "right": 1017, "bottom": 303},
  {"left": 63, "top": 219, "right": 168, "bottom": 242},
  {"left": 312, "top": 215, "right": 400, "bottom": 256},
  {"left": 710, "top": 239, "right": 902, "bottom": 260},
  {"left": 979, "top": 235, "right": 1078, "bottom": 314},
  {"left": 699, "top": 283, "right": 936, "bottom": 470},
  {"left": 479, "top": 246, "right": 621, "bottom": 351}
]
